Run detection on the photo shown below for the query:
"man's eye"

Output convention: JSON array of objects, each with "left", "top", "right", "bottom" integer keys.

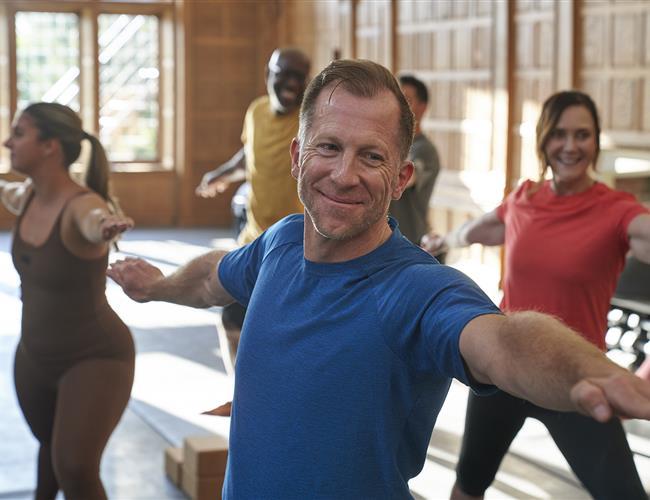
[
  {"left": 365, "top": 152, "right": 384, "bottom": 163},
  {"left": 318, "top": 143, "right": 338, "bottom": 152}
]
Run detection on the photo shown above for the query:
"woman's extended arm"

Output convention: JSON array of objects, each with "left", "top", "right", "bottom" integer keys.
[
  {"left": 421, "top": 208, "right": 505, "bottom": 256},
  {"left": 68, "top": 192, "right": 134, "bottom": 245}
]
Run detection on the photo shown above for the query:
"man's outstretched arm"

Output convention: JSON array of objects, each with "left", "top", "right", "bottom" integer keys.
[
  {"left": 195, "top": 147, "right": 246, "bottom": 198},
  {"left": 107, "top": 250, "right": 234, "bottom": 308},
  {"left": 460, "top": 312, "right": 650, "bottom": 422}
]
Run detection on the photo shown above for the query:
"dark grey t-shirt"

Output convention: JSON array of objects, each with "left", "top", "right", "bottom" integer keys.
[{"left": 389, "top": 133, "right": 440, "bottom": 245}]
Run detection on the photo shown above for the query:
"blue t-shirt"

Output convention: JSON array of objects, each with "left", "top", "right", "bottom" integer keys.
[{"left": 218, "top": 214, "right": 499, "bottom": 499}]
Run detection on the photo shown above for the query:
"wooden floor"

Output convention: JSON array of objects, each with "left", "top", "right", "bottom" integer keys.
[{"left": 0, "top": 228, "right": 648, "bottom": 499}]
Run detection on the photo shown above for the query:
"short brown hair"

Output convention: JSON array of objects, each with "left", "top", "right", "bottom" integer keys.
[{"left": 298, "top": 59, "right": 414, "bottom": 161}]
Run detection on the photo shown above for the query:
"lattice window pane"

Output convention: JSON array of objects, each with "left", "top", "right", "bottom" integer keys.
[
  {"left": 98, "top": 14, "right": 159, "bottom": 162},
  {"left": 15, "top": 12, "right": 80, "bottom": 112}
]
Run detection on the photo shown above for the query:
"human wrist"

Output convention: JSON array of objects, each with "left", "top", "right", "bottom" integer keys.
[{"left": 445, "top": 226, "right": 469, "bottom": 249}]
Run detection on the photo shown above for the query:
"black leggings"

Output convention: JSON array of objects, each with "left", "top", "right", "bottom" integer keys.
[
  {"left": 14, "top": 344, "right": 134, "bottom": 500},
  {"left": 456, "top": 390, "right": 646, "bottom": 499}
]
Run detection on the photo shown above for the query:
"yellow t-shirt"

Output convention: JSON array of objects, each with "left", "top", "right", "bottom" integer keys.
[{"left": 238, "top": 95, "right": 303, "bottom": 244}]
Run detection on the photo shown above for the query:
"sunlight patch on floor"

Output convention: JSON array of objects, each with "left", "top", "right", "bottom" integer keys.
[
  {"left": 105, "top": 283, "right": 218, "bottom": 329},
  {"left": 131, "top": 351, "right": 233, "bottom": 441}
]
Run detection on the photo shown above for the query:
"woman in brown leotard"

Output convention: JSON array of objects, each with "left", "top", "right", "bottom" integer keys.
[{"left": 0, "top": 102, "right": 134, "bottom": 500}]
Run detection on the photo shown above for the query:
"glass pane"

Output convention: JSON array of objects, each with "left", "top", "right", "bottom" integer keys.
[
  {"left": 15, "top": 12, "right": 80, "bottom": 112},
  {"left": 98, "top": 14, "right": 159, "bottom": 162}
]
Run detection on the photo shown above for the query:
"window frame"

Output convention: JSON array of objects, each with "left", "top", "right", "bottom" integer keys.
[{"left": 1, "top": 0, "right": 175, "bottom": 173}]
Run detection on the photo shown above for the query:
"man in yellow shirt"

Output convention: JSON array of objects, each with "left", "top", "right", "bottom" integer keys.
[
  {"left": 195, "top": 48, "right": 310, "bottom": 406},
  {"left": 196, "top": 47, "right": 309, "bottom": 244}
]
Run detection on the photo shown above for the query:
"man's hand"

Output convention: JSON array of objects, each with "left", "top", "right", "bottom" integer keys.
[
  {"left": 195, "top": 173, "right": 230, "bottom": 198},
  {"left": 571, "top": 372, "right": 650, "bottom": 422},
  {"left": 107, "top": 257, "right": 164, "bottom": 303},
  {"left": 100, "top": 214, "right": 134, "bottom": 241}
]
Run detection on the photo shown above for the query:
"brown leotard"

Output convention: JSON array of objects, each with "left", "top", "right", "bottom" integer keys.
[
  {"left": 12, "top": 191, "right": 133, "bottom": 369},
  {"left": 12, "top": 191, "right": 134, "bottom": 499}
]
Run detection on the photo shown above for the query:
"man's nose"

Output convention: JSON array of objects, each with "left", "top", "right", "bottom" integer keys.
[{"left": 331, "top": 152, "right": 359, "bottom": 185}]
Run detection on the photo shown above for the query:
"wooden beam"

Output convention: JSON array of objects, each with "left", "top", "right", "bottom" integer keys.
[
  {"left": 491, "top": 2, "right": 514, "bottom": 194},
  {"left": 500, "top": 0, "right": 516, "bottom": 196},
  {"left": 351, "top": 0, "right": 357, "bottom": 59},
  {"left": 556, "top": 0, "right": 576, "bottom": 90},
  {"left": 389, "top": 0, "right": 396, "bottom": 73}
]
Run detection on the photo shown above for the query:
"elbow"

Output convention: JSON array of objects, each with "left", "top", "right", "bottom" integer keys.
[
  {"left": 200, "top": 277, "right": 232, "bottom": 308},
  {"left": 635, "top": 251, "right": 650, "bottom": 265},
  {"left": 630, "top": 239, "right": 650, "bottom": 264}
]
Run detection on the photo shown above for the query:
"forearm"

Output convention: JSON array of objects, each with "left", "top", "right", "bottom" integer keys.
[
  {"left": 149, "top": 250, "right": 232, "bottom": 308},
  {"left": 487, "top": 312, "right": 626, "bottom": 411},
  {"left": 444, "top": 211, "right": 505, "bottom": 249},
  {"left": 206, "top": 148, "right": 246, "bottom": 181}
]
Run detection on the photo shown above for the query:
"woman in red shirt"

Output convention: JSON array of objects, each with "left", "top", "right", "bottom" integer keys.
[{"left": 423, "top": 91, "right": 650, "bottom": 500}]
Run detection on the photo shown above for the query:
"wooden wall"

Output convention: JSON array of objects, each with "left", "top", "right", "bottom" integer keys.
[
  {"left": 283, "top": 0, "right": 352, "bottom": 72},
  {"left": 510, "top": 0, "right": 558, "bottom": 185},
  {"left": 356, "top": 0, "right": 392, "bottom": 68},
  {"left": 579, "top": 0, "right": 650, "bottom": 148}
]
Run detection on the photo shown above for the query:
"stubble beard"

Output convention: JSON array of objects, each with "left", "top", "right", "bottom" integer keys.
[{"left": 298, "top": 177, "right": 388, "bottom": 243}]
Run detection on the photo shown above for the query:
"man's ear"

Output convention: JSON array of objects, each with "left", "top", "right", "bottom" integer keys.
[
  {"left": 290, "top": 138, "right": 300, "bottom": 180},
  {"left": 392, "top": 160, "right": 414, "bottom": 200}
]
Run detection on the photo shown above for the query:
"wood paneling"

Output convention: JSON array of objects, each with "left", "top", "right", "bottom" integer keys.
[
  {"left": 112, "top": 171, "right": 176, "bottom": 226},
  {"left": 395, "top": 0, "right": 503, "bottom": 256},
  {"left": 356, "top": 0, "right": 392, "bottom": 68},
  {"left": 509, "top": 0, "right": 557, "bottom": 186},
  {"left": 283, "top": 0, "right": 344, "bottom": 74},
  {"left": 580, "top": 0, "right": 650, "bottom": 148}
]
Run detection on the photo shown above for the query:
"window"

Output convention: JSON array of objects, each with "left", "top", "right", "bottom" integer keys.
[
  {"left": 15, "top": 12, "right": 80, "bottom": 111},
  {"left": 98, "top": 14, "right": 159, "bottom": 161},
  {"left": 1, "top": 1, "right": 174, "bottom": 171}
]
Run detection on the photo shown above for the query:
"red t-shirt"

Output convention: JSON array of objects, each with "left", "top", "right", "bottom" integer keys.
[{"left": 496, "top": 180, "right": 649, "bottom": 350}]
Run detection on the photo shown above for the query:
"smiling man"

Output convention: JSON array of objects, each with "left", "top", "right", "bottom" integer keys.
[
  {"left": 195, "top": 47, "right": 310, "bottom": 237},
  {"left": 108, "top": 60, "right": 650, "bottom": 499}
]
